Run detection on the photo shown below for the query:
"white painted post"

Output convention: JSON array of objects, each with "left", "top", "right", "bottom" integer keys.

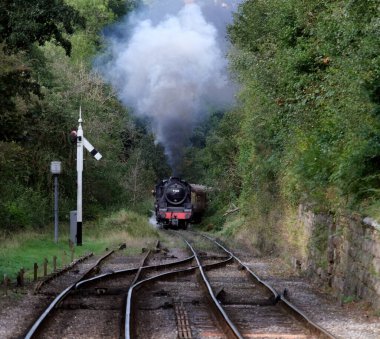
[
  {"left": 75, "top": 107, "right": 102, "bottom": 246},
  {"left": 76, "top": 108, "right": 84, "bottom": 246}
]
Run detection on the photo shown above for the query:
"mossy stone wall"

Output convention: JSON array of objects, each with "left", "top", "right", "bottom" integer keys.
[{"left": 296, "top": 206, "right": 380, "bottom": 310}]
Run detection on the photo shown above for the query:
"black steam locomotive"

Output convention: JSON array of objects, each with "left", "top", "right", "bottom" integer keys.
[{"left": 154, "top": 177, "right": 207, "bottom": 229}]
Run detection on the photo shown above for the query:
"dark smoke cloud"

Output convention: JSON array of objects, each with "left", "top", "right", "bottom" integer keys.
[{"left": 96, "top": 0, "right": 240, "bottom": 174}]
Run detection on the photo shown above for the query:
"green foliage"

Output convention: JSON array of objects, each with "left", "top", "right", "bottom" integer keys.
[
  {"left": 188, "top": 0, "right": 380, "bottom": 251},
  {"left": 0, "top": 0, "right": 167, "bottom": 233},
  {"left": 227, "top": 0, "right": 380, "bottom": 210},
  {"left": 0, "top": 208, "right": 158, "bottom": 280},
  {"left": 0, "top": 184, "right": 49, "bottom": 231},
  {"left": 98, "top": 209, "right": 158, "bottom": 238},
  {"left": 342, "top": 295, "right": 357, "bottom": 304},
  {"left": 0, "top": 0, "right": 85, "bottom": 56},
  {"left": 181, "top": 110, "right": 225, "bottom": 181},
  {"left": 66, "top": 0, "right": 139, "bottom": 62},
  {"left": 0, "top": 233, "right": 106, "bottom": 281}
]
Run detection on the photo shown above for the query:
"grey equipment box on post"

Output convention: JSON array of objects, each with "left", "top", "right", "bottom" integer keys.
[{"left": 70, "top": 210, "right": 77, "bottom": 245}]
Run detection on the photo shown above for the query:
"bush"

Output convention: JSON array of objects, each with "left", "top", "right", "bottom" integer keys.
[
  {"left": 0, "top": 184, "right": 50, "bottom": 231},
  {"left": 97, "top": 209, "right": 158, "bottom": 238}
]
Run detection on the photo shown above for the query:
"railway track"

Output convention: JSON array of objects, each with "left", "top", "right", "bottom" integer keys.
[
  {"left": 183, "top": 232, "right": 335, "bottom": 339},
  {"left": 25, "top": 232, "right": 335, "bottom": 339},
  {"left": 126, "top": 239, "right": 233, "bottom": 338},
  {"left": 25, "top": 247, "right": 127, "bottom": 338},
  {"left": 35, "top": 250, "right": 116, "bottom": 295},
  {"left": 25, "top": 240, "right": 195, "bottom": 338},
  {"left": 127, "top": 232, "right": 335, "bottom": 338}
]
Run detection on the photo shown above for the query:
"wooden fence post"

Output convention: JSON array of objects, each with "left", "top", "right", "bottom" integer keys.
[
  {"left": 43, "top": 258, "right": 48, "bottom": 276},
  {"left": 53, "top": 256, "right": 57, "bottom": 272},
  {"left": 16, "top": 268, "right": 25, "bottom": 287},
  {"left": 34, "top": 263, "right": 38, "bottom": 281},
  {"left": 62, "top": 251, "right": 67, "bottom": 266},
  {"left": 69, "top": 240, "right": 75, "bottom": 262},
  {"left": 3, "top": 274, "right": 8, "bottom": 296}
]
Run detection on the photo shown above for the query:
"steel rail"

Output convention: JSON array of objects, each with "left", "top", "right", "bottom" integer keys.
[
  {"left": 25, "top": 283, "right": 74, "bottom": 339},
  {"left": 124, "top": 240, "right": 168, "bottom": 337},
  {"left": 75, "top": 253, "right": 196, "bottom": 289},
  {"left": 34, "top": 252, "right": 94, "bottom": 294},
  {"left": 25, "top": 249, "right": 114, "bottom": 339},
  {"left": 182, "top": 238, "right": 244, "bottom": 339},
  {"left": 75, "top": 250, "right": 198, "bottom": 338},
  {"left": 124, "top": 252, "right": 234, "bottom": 339},
  {"left": 125, "top": 267, "right": 201, "bottom": 339},
  {"left": 75, "top": 268, "right": 139, "bottom": 289},
  {"left": 277, "top": 294, "right": 336, "bottom": 339},
  {"left": 200, "top": 233, "right": 336, "bottom": 339},
  {"left": 198, "top": 233, "right": 279, "bottom": 299},
  {"left": 26, "top": 241, "right": 198, "bottom": 339},
  {"left": 124, "top": 248, "right": 154, "bottom": 339},
  {"left": 78, "top": 249, "right": 115, "bottom": 282}
]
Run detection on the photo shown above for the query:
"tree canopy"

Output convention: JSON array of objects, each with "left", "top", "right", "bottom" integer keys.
[
  {"left": 185, "top": 0, "right": 380, "bottom": 250},
  {"left": 0, "top": 0, "right": 85, "bottom": 55},
  {"left": 0, "top": 0, "right": 168, "bottom": 232}
]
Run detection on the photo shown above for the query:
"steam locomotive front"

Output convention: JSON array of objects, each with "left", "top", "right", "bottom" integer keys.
[
  {"left": 164, "top": 180, "right": 188, "bottom": 205},
  {"left": 155, "top": 177, "right": 192, "bottom": 229}
]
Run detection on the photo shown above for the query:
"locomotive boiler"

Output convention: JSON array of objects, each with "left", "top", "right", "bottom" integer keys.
[{"left": 154, "top": 177, "right": 206, "bottom": 229}]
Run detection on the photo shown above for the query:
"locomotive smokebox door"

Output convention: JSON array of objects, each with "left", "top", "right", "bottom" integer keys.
[{"left": 154, "top": 177, "right": 195, "bottom": 229}]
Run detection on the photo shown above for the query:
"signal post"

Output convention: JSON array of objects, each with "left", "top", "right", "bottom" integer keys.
[{"left": 74, "top": 108, "right": 102, "bottom": 245}]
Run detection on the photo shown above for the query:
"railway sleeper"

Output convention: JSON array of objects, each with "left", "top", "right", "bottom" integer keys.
[
  {"left": 58, "top": 302, "right": 121, "bottom": 310},
  {"left": 220, "top": 298, "right": 279, "bottom": 307},
  {"left": 153, "top": 289, "right": 170, "bottom": 297},
  {"left": 37, "top": 292, "right": 62, "bottom": 297},
  {"left": 68, "top": 287, "right": 128, "bottom": 296},
  {"left": 198, "top": 255, "right": 230, "bottom": 260},
  {"left": 214, "top": 286, "right": 279, "bottom": 306},
  {"left": 138, "top": 301, "right": 174, "bottom": 311}
]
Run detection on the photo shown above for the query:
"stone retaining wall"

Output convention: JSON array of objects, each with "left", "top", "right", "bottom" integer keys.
[{"left": 297, "top": 205, "right": 380, "bottom": 310}]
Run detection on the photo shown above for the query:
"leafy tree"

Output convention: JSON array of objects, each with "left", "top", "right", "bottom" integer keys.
[
  {"left": 228, "top": 0, "right": 380, "bottom": 207},
  {"left": 0, "top": 0, "right": 84, "bottom": 55},
  {"left": 0, "top": 0, "right": 84, "bottom": 141},
  {"left": 0, "top": 0, "right": 163, "bottom": 232},
  {"left": 185, "top": 0, "right": 380, "bottom": 248}
]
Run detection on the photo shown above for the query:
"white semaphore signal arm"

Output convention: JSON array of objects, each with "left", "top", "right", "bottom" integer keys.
[{"left": 83, "top": 137, "right": 102, "bottom": 160}]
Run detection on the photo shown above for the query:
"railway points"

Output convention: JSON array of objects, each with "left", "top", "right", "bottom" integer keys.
[{"left": 7, "top": 230, "right": 362, "bottom": 339}]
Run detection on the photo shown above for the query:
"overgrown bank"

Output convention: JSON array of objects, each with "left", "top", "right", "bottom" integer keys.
[
  {"left": 190, "top": 0, "right": 380, "bottom": 308},
  {"left": 198, "top": 0, "right": 380, "bottom": 249}
]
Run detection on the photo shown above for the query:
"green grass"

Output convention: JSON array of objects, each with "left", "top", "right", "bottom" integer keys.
[
  {"left": 0, "top": 209, "right": 159, "bottom": 281},
  {"left": 342, "top": 295, "right": 357, "bottom": 304},
  {"left": 362, "top": 200, "right": 380, "bottom": 223}
]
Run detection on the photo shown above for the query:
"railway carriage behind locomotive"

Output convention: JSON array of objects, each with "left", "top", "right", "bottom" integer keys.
[{"left": 154, "top": 177, "right": 207, "bottom": 229}]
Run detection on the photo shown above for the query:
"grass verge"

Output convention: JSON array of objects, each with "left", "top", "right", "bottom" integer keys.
[{"left": 0, "top": 209, "right": 159, "bottom": 281}]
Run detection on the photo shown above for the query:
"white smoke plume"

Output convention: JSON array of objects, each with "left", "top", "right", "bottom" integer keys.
[{"left": 97, "top": 1, "right": 238, "bottom": 174}]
